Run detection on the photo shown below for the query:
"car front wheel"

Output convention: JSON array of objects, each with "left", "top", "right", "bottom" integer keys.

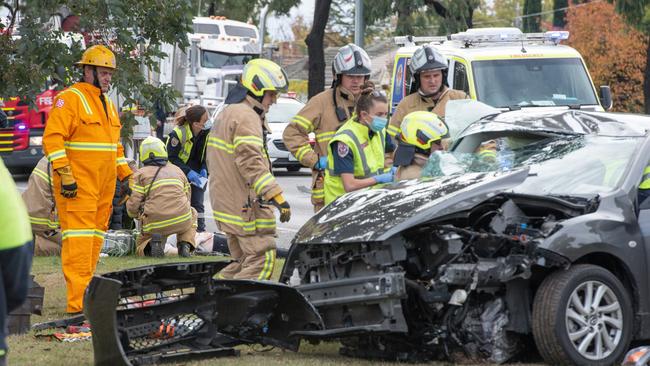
[{"left": 532, "top": 264, "right": 633, "bottom": 365}]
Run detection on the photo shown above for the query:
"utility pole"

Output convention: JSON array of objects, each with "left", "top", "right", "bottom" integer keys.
[
  {"left": 514, "top": 2, "right": 522, "bottom": 30},
  {"left": 354, "top": 0, "right": 364, "bottom": 47}
]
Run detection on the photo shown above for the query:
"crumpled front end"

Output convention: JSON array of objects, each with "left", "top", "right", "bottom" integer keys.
[{"left": 84, "top": 261, "right": 323, "bottom": 366}]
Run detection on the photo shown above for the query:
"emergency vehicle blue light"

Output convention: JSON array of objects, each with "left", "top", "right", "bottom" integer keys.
[{"left": 544, "top": 31, "right": 570, "bottom": 43}]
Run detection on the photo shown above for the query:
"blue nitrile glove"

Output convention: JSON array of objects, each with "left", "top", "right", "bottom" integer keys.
[
  {"left": 200, "top": 168, "right": 208, "bottom": 178},
  {"left": 374, "top": 171, "right": 394, "bottom": 184},
  {"left": 187, "top": 170, "right": 202, "bottom": 186},
  {"left": 314, "top": 156, "right": 328, "bottom": 170}
]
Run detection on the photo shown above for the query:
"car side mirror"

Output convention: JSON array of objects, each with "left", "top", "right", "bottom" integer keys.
[{"left": 600, "top": 85, "right": 613, "bottom": 111}]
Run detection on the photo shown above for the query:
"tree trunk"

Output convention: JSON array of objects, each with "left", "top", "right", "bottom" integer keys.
[
  {"left": 553, "top": 0, "right": 568, "bottom": 29},
  {"left": 643, "top": 37, "right": 650, "bottom": 114},
  {"left": 523, "top": 0, "right": 542, "bottom": 33},
  {"left": 465, "top": 1, "right": 474, "bottom": 29},
  {"left": 306, "top": 0, "right": 332, "bottom": 99}
]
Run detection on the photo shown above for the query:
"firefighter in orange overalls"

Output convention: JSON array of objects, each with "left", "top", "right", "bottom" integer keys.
[{"left": 42, "top": 45, "right": 132, "bottom": 314}]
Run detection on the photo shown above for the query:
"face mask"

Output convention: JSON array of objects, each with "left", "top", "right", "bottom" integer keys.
[
  {"left": 202, "top": 118, "right": 213, "bottom": 131},
  {"left": 369, "top": 116, "right": 387, "bottom": 132}
]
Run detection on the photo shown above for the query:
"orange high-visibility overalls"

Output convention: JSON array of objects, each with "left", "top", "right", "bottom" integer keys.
[{"left": 43, "top": 82, "right": 132, "bottom": 313}]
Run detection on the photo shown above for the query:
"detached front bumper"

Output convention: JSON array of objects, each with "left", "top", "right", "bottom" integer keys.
[{"left": 84, "top": 261, "right": 323, "bottom": 366}]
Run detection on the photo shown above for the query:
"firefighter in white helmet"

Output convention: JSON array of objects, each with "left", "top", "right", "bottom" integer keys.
[
  {"left": 126, "top": 136, "right": 196, "bottom": 257},
  {"left": 283, "top": 43, "right": 375, "bottom": 212},
  {"left": 387, "top": 45, "right": 467, "bottom": 139},
  {"left": 393, "top": 111, "right": 449, "bottom": 180},
  {"left": 206, "top": 58, "right": 290, "bottom": 280}
]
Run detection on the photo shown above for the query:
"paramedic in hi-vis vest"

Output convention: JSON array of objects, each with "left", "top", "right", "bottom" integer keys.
[
  {"left": 283, "top": 44, "right": 372, "bottom": 212},
  {"left": 206, "top": 59, "right": 291, "bottom": 280},
  {"left": 42, "top": 45, "right": 132, "bottom": 314}
]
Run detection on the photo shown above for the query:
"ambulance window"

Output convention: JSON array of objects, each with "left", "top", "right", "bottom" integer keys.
[{"left": 453, "top": 62, "right": 469, "bottom": 94}]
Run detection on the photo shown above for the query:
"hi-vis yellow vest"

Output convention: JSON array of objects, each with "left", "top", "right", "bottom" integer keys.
[
  {"left": 169, "top": 123, "right": 193, "bottom": 163},
  {"left": 324, "top": 118, "right": 385, "bottom": 205},
  {"left": 0, "top": 160, "right": 32, "bottom": 249}
]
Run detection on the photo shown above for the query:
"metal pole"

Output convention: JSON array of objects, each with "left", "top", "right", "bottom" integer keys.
[
  {"left": 354, "top": 0, "right": 364, "bottom": 47},
  {"left": 258, "top": 5, "right": 269, "bottom": 54}
]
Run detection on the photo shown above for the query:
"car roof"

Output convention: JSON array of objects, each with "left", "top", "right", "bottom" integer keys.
[
  {"left": 459, "top": 109, "right": 650, "bottom": 138},
  {"left": 395, "top": 42, "right": 582, "bottom": 62}
]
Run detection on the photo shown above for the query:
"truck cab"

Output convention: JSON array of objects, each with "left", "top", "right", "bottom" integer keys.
[{"left": 390, "top": 28, "right": 610, "bottom": 114}]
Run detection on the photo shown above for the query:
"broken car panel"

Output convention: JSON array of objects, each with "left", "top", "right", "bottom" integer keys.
[
  {"left": 84, "top": 261, "right": 323, "bottom": 366},
  {"left": 280, "top": 109, "right": 650, "bottom": 365}
]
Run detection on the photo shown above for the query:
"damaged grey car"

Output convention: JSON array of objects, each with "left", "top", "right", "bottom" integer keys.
[{"left": 280, "top": 109, "right": 650, "bottom": 365}]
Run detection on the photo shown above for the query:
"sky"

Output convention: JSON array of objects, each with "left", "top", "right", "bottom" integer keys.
[{"left": 266, "top": 0, "right": 315, "bottom": 41}]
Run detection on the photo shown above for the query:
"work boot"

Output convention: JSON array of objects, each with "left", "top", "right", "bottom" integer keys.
[
  {"left": 178, "top": 242, "right": 192, "bottom": 258},
  {"left": 149, "top": 234, "right": 164, "bottom": 258}
]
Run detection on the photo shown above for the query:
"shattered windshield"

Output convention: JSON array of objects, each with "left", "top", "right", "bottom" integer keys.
[
  {"left": 422, "top": 134, "right": 641, "bottom": 195},
  {"left": 473, "top": 58, "right": 599, "bottom": 108}
]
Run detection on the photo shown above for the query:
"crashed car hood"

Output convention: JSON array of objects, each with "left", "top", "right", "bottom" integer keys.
[{"left": 293, "top": 168, "right": 529, "bottom": 244}]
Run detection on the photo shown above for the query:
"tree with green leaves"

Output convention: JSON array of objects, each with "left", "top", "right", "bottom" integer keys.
[
  {"left": 522, "top": 0, "right": 541, "bottom": 32},
  {"left": 611, "top": 0, "right": 650, "bottom": 113}
]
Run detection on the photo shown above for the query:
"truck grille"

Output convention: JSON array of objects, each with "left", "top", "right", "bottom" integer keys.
[{"left": 273, "top": 139, "right": 287, "bottom": 151}]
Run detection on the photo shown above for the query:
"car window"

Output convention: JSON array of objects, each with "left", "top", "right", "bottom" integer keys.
[
  {"left": 201, "top": 51, "right": 256, "bottom": 68},
  {"left": 224, "top": 25, "right": 257, "bottom": 39},
  {"left": 453, "top": 61, "right": 469, "bottom": 94},
  {"left": 266, "top": 101, "right": 304, "bottom": 123},
  {"left": 423, "top": 134, "right": 642, "bottom": 195},
  {"left": 194, "top": 23, "right": 220, "bottom": 35},
  {"left": 390, "top": 56, "right": 411, "bottom": 113}
]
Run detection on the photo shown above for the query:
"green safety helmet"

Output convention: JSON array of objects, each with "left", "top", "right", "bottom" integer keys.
[
  {"left": 241, "top": 58, "right": 289, "bottom": 97},
  {"left": 398, "top": 111, "right": 448, "bottom": 150},
  {"left": 140, "top": 136, "right": 168, "bottom": 164}
]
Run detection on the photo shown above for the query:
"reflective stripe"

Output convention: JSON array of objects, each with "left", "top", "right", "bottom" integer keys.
[
  {"left": 207, "top": 136, "right": 234, "bottom": 154},
  {"left": 47, "top": 149, "right": 67, "bottom": 162},
  {"left": 255, "top": 218, "right": 276, "bottom": 229},
  {"left": 253, "top": 172, "right": 275, "bottom": 195},
  {"left": 132, "top": 178, "right": 185, "bottom": 194},
  {"left": 295, "top": 144, "right": 312, "bottom": 162},
  {"left": 258, "top": 249, "right": 276, "bottom": 280},
  {"left": 312, "top": 188, "right": 325, "bottom": 199},
  {"left": 171, "top": 124, "right": 193, "bottom": 163},
  {"left": 142, "top": 210, "right": 193, "bottom": 232},
  {"left": 213, "top": 211, "right": 256, "bottom": 232},
  {"left": 65, "top": 88, "right": 92, "bottom": 115},
  {"left": 233, "top": 135, "right": 264, "bottom": 149},
  {"left": 387, "top": 124, "right": 401, "bottom": 137},
  {"left": 316, "top": 131, "right": 336, "bottom": 144},
  {"left": 336, "top": 130, "right": 372, "bottom": 178},
  {"left": 29, "top": 216, "right": 59, "bottom": 229},
  {"left": 62, "top": 229, "right": 105, "bottom": 240},
  {"left": 291, "top": 115, "right": 313, "bottom": 132},
  {"left": 64, "top": 141, "right": 118, "bottom": 152},
  {"left": 106, "top": 97, "right": 118, "bottom": 118},
  {"left": 117, "top": 157, "right": 128, "bottom": 166},
  {"left": 32, "top": 167, "right": 51, "bottom": 185}
]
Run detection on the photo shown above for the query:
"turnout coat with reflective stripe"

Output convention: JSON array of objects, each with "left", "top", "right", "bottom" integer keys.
[
  {"left": 206, "top": 96, "right": 282, "bottom": 236},
  {"left": 387, "top": 86, "right": 468, "bottom": 138},
  {"left": 126, "top": 163, "right": 195, "bottom": 235},
  {"left": 282, "top": 87, "right": 356, "bottom": 205},
  {"left": 22, "top": 156, "right": 59, "bottom": 234}
]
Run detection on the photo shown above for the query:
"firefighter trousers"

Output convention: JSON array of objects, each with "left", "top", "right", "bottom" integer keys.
[{"left": 219, "top": 234, "right": 276, "bottom": 280}]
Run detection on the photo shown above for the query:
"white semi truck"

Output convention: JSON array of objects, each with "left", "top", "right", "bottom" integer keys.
[{"left": 157, "top": 16, "right": 261, "bottom": 109}]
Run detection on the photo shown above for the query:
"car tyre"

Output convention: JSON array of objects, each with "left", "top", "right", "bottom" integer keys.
[
  {"left": 286, "top": 166, "right": 301, "bottom": 172},
  {"left": 532, "top": 264, "right": 632, "bottom": 366}
]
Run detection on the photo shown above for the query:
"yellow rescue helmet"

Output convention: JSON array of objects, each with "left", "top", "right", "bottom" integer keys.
[
  {"left": 139, "top": 136, "right": 168, "bottom": 163},
  {"left": 399, "top": 111, "right": 448, "bottom": 150},
  {"left": 241, "top": 58, "right": 288, "bottom": 97},
  {"left": 77, "top": 45, "right": 117, "bottom": 69}
]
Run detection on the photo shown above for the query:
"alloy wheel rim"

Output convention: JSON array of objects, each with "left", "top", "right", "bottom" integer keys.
[{"left": 565, "top": 280, "right": 623, "bottom": 360}]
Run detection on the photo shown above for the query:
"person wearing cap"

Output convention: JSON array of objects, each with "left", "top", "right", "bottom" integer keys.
[
  {"left": 206, "top": 58, "right": 291, "bottom": 280},
  {"left": 42, "top": 44, "right": 132, "bottom": 314},
  {"left": 393, "top": 111, "right": 449, "bottom": 180},
  {"left": 127, "top": 136, "right": 196, "bottom": 257},
  {"left": 387, "top": 45, "right": 467, "bottom": 141},
  {"left": 283, "top": 43, "right": 373, "bottom": 212},
  {"left": 166, "top": 105, "right": 210, "bottom": 235}
]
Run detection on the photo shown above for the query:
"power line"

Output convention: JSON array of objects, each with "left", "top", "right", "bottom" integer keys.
[{"left": 474, "top": 1, "right": 602, "bottom": 26}]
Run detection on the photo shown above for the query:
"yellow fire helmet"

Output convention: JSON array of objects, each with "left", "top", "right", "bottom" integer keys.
[
  {"left": 399, "top": 111, "right": 448, "bottom": 150},
  {"left": 77, "top": 45, "right": 117, "bottom": 69},
  {"left": 241, "top": 58, "right": 288, "bottom": 97},
  {"left": 139, "top": 136, "right": 168, "bottom": 163}
]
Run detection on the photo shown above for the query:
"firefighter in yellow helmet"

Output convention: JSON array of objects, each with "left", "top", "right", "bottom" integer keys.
[
  {"left": 283, "top": 44, "right": 372, "bottom": 212},
  {"left": 127, "top": 136, "right": 196, "bottom": 257},
  {"left": 206, "top": 59, "right": 290, "bottom": 280},
  {"left": 393, "top": 111, "right": 449, "bottom": 180},
  {"left": 42, "top": 44, "right": 132, "bottom": 313}
]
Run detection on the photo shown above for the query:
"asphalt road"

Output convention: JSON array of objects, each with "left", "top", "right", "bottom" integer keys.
[{"left": 12, "top": 167, "right": 314, "bottom": 250}]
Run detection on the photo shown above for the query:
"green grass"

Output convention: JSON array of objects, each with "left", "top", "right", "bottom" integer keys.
[{"left": 7, "top": 256, "right": 542, "bottom": 365}]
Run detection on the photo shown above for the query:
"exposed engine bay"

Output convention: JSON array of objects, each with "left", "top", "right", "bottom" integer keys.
[{"left": 281, "top": 194, "right": 597, "bottom": 363}]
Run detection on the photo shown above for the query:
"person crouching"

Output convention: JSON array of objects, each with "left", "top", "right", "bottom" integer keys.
[{"left": 127, "top": 136, "right": 196, "bottom": 257}]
